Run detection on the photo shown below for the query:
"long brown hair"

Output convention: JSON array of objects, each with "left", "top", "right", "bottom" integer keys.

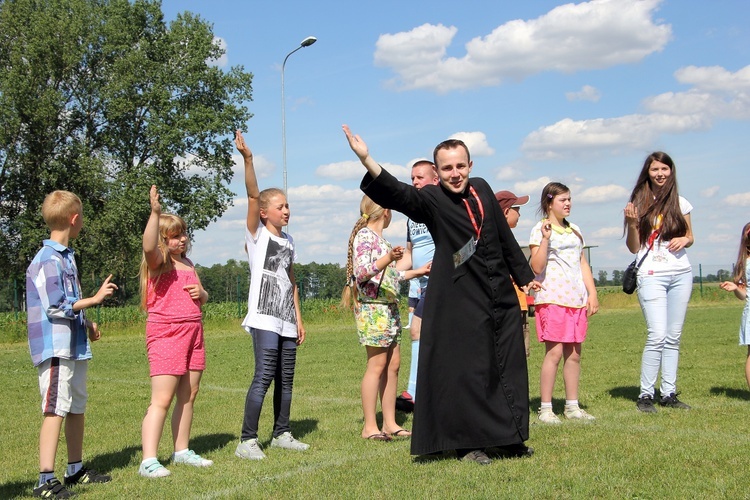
[
  {"left": 626, "top": 152, "right": 688, "bottom": 244},
  {"left": 138, "top": 213, "right": 190, "bottom": 310},
  {"left": 732, "top": 222, "right": 750, "bottom": 285},
  {"left": 340, "top": 195, "right": 387, "bottom": 309}
]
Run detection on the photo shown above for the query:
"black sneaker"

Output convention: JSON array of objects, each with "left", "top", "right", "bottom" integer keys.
[
  {"left": 63, "top": 467, "right": 111, "bottom": 486},
  {"left": 33, "top": 478, "right": 76, "bottom": 498},
  {"left": 636, "top": 395, "right": 658, "bottom": 413},
  {"left": 659, "top": 393, "right": 691, "bottom": 409},
  {"left": 491, "top": 443, "right": 534, "bottom": 459},
  {"left": 458, "top": 449, "right": 492, "bottom": 465}
]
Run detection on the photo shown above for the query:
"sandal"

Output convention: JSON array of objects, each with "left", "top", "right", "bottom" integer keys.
[{"left": 364, "top": 432, "right": 392, "bottom": 441}]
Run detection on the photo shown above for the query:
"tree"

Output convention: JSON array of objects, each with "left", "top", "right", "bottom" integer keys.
[
  {"left": 0, "top": 0, "right": 253, "bottom": 287},
  {"left": 598, "top": 269, "right": 609, "bottom": 287}
]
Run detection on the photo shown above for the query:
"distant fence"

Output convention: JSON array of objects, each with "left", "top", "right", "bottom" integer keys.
[{"left": 1, "top": 263, "right": 737, "bottom": 315}]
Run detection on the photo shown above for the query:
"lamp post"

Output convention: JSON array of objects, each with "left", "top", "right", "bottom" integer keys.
[{"left": 281, "top": 36, "right": 317, "bottom": 196}]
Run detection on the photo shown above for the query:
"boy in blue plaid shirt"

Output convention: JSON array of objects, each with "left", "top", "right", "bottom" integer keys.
[{"left": 26, "top": 190, "right": 118, "bottom": 498}]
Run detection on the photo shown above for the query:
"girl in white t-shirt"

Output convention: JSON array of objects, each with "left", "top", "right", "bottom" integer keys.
[
  {"left": 624, "top": 151, "right": 694, "bottom": 413},
  {"left": 719, "top": 223, "right": 750, "bottom": 388},
  {"left": 530, "top": 182, "right": 599, "bottom": 424},
  {"left": 234, "top": 130, "right": 308, "bottom": 461}
]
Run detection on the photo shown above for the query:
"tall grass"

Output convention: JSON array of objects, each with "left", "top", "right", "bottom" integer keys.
[{"left": 1, "top": 295, "right": 748, "bottom": 498}]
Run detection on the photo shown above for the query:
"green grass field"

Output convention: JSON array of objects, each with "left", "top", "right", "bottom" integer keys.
[{"left": 1, "top": 296, "right": 748, "bottom": 498}]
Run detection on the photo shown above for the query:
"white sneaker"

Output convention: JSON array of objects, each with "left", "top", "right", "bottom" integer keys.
[
  {"left": 139, "top": 459, "right": 171, "bottom": 478},
  {"left": 538, "top": 407, "right": 562, "bottom": 424},
  {"left": 271, "top": 432, "right": 310, "bottom": 451},
  {"left": 172, "top": 449, "right": 213, "bottom": 467},
  {"left": 235, "top": 438, "right": 267, "bottom": 460},
  {"left": 564, "top": 405, "right": 596, "bottom": 420}
]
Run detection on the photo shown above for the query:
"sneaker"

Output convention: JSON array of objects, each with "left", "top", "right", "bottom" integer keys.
[
  {"left": 636, "top": 395, "right": 658, "bottom": 413},
  {"left": 564, "top": 405, "right": 596, "bottom": 421},
  {"left": 64, "top": 467, "right": 111, "bottom": 486},
  {"left": 491, "top": 443, "right": 534, "bottom": 459},
  {"left": 659, "top": 393, "right": 691, "bottom": 409},
  {"left": 138, "top": 459, "right": 171, "bottom": 478},
  {"left": 270, "top": 432, "right": 310, "bottom": 451},
  {"left": 459, "top": 449, "right": 492, "bottom": 465},
  {"left": 172, "top": 449, "right": 213, "bottom": 467},
  {"left": 33, "top": 478, "right": 75, "bottom": 498},
  {"left": 537, "top": 407, "right": 562, "bottom": 424},
  {"left": 235, "top": 438, "right": 267, "bottom": 460}
]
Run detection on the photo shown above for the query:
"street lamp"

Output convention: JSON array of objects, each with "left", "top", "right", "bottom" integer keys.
[{"left": 281, "top": 36, "right": 317, "bottom": 196}]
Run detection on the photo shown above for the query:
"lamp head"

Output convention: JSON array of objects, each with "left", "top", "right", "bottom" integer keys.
[{"left": 300, "top": 36, "right": 317, "bottom": 47}]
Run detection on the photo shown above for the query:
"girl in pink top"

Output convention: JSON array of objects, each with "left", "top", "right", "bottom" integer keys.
[
  {"left": 138, "top": 185, "right": 211, "bottom": 478},
  {"left": 529, "top": 182, "right": 599, "bottom": 424}
]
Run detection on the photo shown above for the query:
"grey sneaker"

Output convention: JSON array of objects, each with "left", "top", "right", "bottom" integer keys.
[
  {"left": 537, "top": 407, "right": 562, "bottom": 424},
  {"left": 636, "top": 395, "right": 658, "bottom": 413},
  {"left": 659, "top": 393, "right": 691, "bottom": 409},
  {"left": 271, "top": 432, "right": 310, "bottom": 451},
  {"left": 235, "top": 438, "right": 267, "bottom": 460},
  {"left": 138, "top": 459, "right": 171, "bottom": 478},
  {"left": 172, "top": 449, "right": 213, "bottom": 467},
  {"left": 564, "top": 404, "right": 596, "bottom": 420}
]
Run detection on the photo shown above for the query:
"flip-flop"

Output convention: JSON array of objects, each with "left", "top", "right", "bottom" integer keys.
[
  {"left": 364, "top": 432, "right": 392, "bottom": 441},
  {"left": 388, "top": 429, "right": 412, "bottom": 439}
]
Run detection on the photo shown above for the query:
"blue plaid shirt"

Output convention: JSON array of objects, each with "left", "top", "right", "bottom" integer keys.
[{"left": 26, "top": 240, "right": 90, "bottom": 366}]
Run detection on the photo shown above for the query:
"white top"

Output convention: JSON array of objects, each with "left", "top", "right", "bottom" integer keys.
[
  {"left": 529, "top": 221, "right": 587, "bottom": 308},
  {"left": 636, "top": 196, "right": 692, "bottom": 277},
  {"left": 242, "top": 225, "right": 298, "bottom": 338}
]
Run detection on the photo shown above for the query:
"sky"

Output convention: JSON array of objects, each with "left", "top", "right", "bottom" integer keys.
[{"left": 161, "top": 0, "right": 750, "bottom": 275}]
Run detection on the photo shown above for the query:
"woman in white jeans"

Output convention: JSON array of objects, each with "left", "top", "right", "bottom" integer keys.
[{"left": 623, "top": 152, "right": 694, "bottom": 413}]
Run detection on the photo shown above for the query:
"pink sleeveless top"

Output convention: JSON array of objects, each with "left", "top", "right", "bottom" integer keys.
[{"left": 146, "top": 269, "right": 202, "bottom": 323}]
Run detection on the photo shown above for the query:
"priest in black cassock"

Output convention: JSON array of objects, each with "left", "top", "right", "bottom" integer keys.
[{"left": 343, "top": 125, "right": 542, "bottom": 465}]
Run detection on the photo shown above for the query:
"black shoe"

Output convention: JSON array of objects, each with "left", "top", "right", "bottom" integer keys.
[
  {"left": 458, "top": 449, "right": 492, "bottom": 465},
  {"left": 395, "top": 395, "right": 414, "bottom": 413},
  {"left": 33, "top": 478, "right": 76, "bottom": 498},
  {"left": 636, "top": 395, "right": 658, "bottom": 413},
  {"left": 492, "top": 443, "right": 534, "bottom": 459},
  {"left": 659, "top": 393, "right": 691, "bottom": 409},
  {"left": 63, "top": 467, "right": 111, "bottom": 486}
]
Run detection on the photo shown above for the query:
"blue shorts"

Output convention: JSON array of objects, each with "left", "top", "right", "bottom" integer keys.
[{"left": 414, "top": 290, "right": 427, "bottom": 319}]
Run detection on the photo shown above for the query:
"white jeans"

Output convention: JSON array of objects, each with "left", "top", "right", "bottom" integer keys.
[{"left": 637, "top": 271, "right": 692, "bottom": 398}]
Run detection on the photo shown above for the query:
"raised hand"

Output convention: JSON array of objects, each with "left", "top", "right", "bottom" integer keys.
[
  {"left": 94, "top": 274, "right": 118, "bottom": 304},
  {"left": 342, "top": 124, "right": 369, "bottom": 161},
  {"left": 235, "top": 129, "right": 253, "bottom": 159},
  {"left": 150, "top": 185, "right": 161, "bottom": 214}
]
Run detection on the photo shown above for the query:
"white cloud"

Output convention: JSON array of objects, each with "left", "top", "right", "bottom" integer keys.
[
  {"left": 495, "top": 161, "right": 530, "bottom": 181},
  {"left": 316, "top": 161, "right": 408, "bottom": 181},
  {"left": 576, "top": 184, "right": 630, "bottom": 203},
  {"left": 591, "top": 226, "right": 624, "bottom": 239},
  {"left": 375, "top": 0, "right": 670, "bottom": 93},
  {"left": 208, "top": 37, "right": 228, "bottom": 68},
  {"left": 700, "top": 186, "right": 720, "bottom": 198},
  {"left": 566, "top": 85, "right": 601, "bottom": 102},
  {"left": 449, "top": 131, "right": 495, "bottom": 156},
  {"left": 707, "top": 232, "right": 734, "bottom": 244},
  {"left": 514, "top": 176, "right": 552, "bottom": 195},
  {"left": 725, "top": 192, "right": 750, "bottom": 207}
]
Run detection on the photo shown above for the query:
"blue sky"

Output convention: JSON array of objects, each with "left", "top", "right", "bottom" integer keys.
[{"left": 161, "top": 0, "right": 750, "bottom": 273}]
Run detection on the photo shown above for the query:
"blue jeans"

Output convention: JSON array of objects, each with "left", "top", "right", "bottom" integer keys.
[
  {"left": 241, "top": 329, "right": 298, "bottom": 440},
  {"left": 637, "top": 271, "right": 692, "bottom": 398}
]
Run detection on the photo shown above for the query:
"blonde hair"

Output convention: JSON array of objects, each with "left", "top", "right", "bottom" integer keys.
[
  {"left": 138, "top": 213, "right": 190, "bottom": 310},
  {"left": 340, "top": 195, "right": 387, "bottom": 309},
  {"left": 259, "top": 188, "right": 286, "bottom": 222},
  {"left": 41, "top": 191, "right": 82, "bottom": 230}
]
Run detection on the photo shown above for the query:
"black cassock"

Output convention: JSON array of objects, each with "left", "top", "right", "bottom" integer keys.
[{"left": 362, "top": 169, "right": 535, "bottom": 455}]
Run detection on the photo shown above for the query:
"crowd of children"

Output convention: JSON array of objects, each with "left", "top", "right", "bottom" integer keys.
[{"left": 24, "top": 133, "right": 749, "bottom": 493}]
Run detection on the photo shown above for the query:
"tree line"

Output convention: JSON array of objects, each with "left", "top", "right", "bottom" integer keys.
[{"left": 0, "top": 0, "right": 253, "bottom": 289}]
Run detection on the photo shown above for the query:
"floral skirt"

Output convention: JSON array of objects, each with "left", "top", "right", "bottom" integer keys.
[{"left": 355, "top": 302, "right": 401, "bottom": 347}]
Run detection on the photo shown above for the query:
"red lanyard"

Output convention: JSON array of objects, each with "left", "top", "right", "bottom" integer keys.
[{"left": 461, "top": 186, "right": 484, "bottom": 240}]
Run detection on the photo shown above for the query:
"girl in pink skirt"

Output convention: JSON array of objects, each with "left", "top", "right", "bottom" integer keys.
[
  {"left": 529, "top": 182, "right": 599, "bottom": 424},
  {"left": 138, "top": 185, "right": 211, "bottom": 477}
]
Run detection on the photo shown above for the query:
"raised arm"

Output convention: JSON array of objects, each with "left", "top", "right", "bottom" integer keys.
[
  {"left": 236, "top": 130, "right": 260, "bottom": 235},
  {"left": 342, "top": 124, "right": 383, "bottom": 178},
  {"left": 143, "top": 185, "right": 164, "bottom": 271}
]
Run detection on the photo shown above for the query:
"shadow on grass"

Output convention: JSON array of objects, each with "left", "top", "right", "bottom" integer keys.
[
  {"left": 710, "top": 386, "right": 750, "bottom": 401},
  {"left": 290, "top": 418, "right": 318, "bottom": 440},
  {"left": 0, "top": 480, "right": 32, "bottom": 499},
  {"left": 608, "top": 385, "right": 640, "bottom": 401}
]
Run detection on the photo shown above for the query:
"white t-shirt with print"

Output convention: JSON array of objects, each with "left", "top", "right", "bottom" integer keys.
[
  {"left": 529, "top": 221, "right": 587, "bottom": 308},
  {"left": 636, "top": 196, "right": 692, "bottom": 277},
  {"left": 242, "top": 225, "right": 298, "bottom": 338}
]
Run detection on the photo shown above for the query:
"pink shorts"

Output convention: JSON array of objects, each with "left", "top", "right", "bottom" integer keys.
[
  {"left": 535, "top": 304, "right": 588, "bottom": 343},
  {"left": 146, "top": 321, "right": 206, "bottom": 377}
]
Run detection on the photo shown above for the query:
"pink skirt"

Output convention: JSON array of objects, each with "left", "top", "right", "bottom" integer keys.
[{"left": 535, "top": 304, "right": 588, "bottom": 343}]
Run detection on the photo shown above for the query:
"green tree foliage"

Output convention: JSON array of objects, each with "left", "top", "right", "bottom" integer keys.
[{"left": 0, "top": 0, "right": 253, "bottom": 290}]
